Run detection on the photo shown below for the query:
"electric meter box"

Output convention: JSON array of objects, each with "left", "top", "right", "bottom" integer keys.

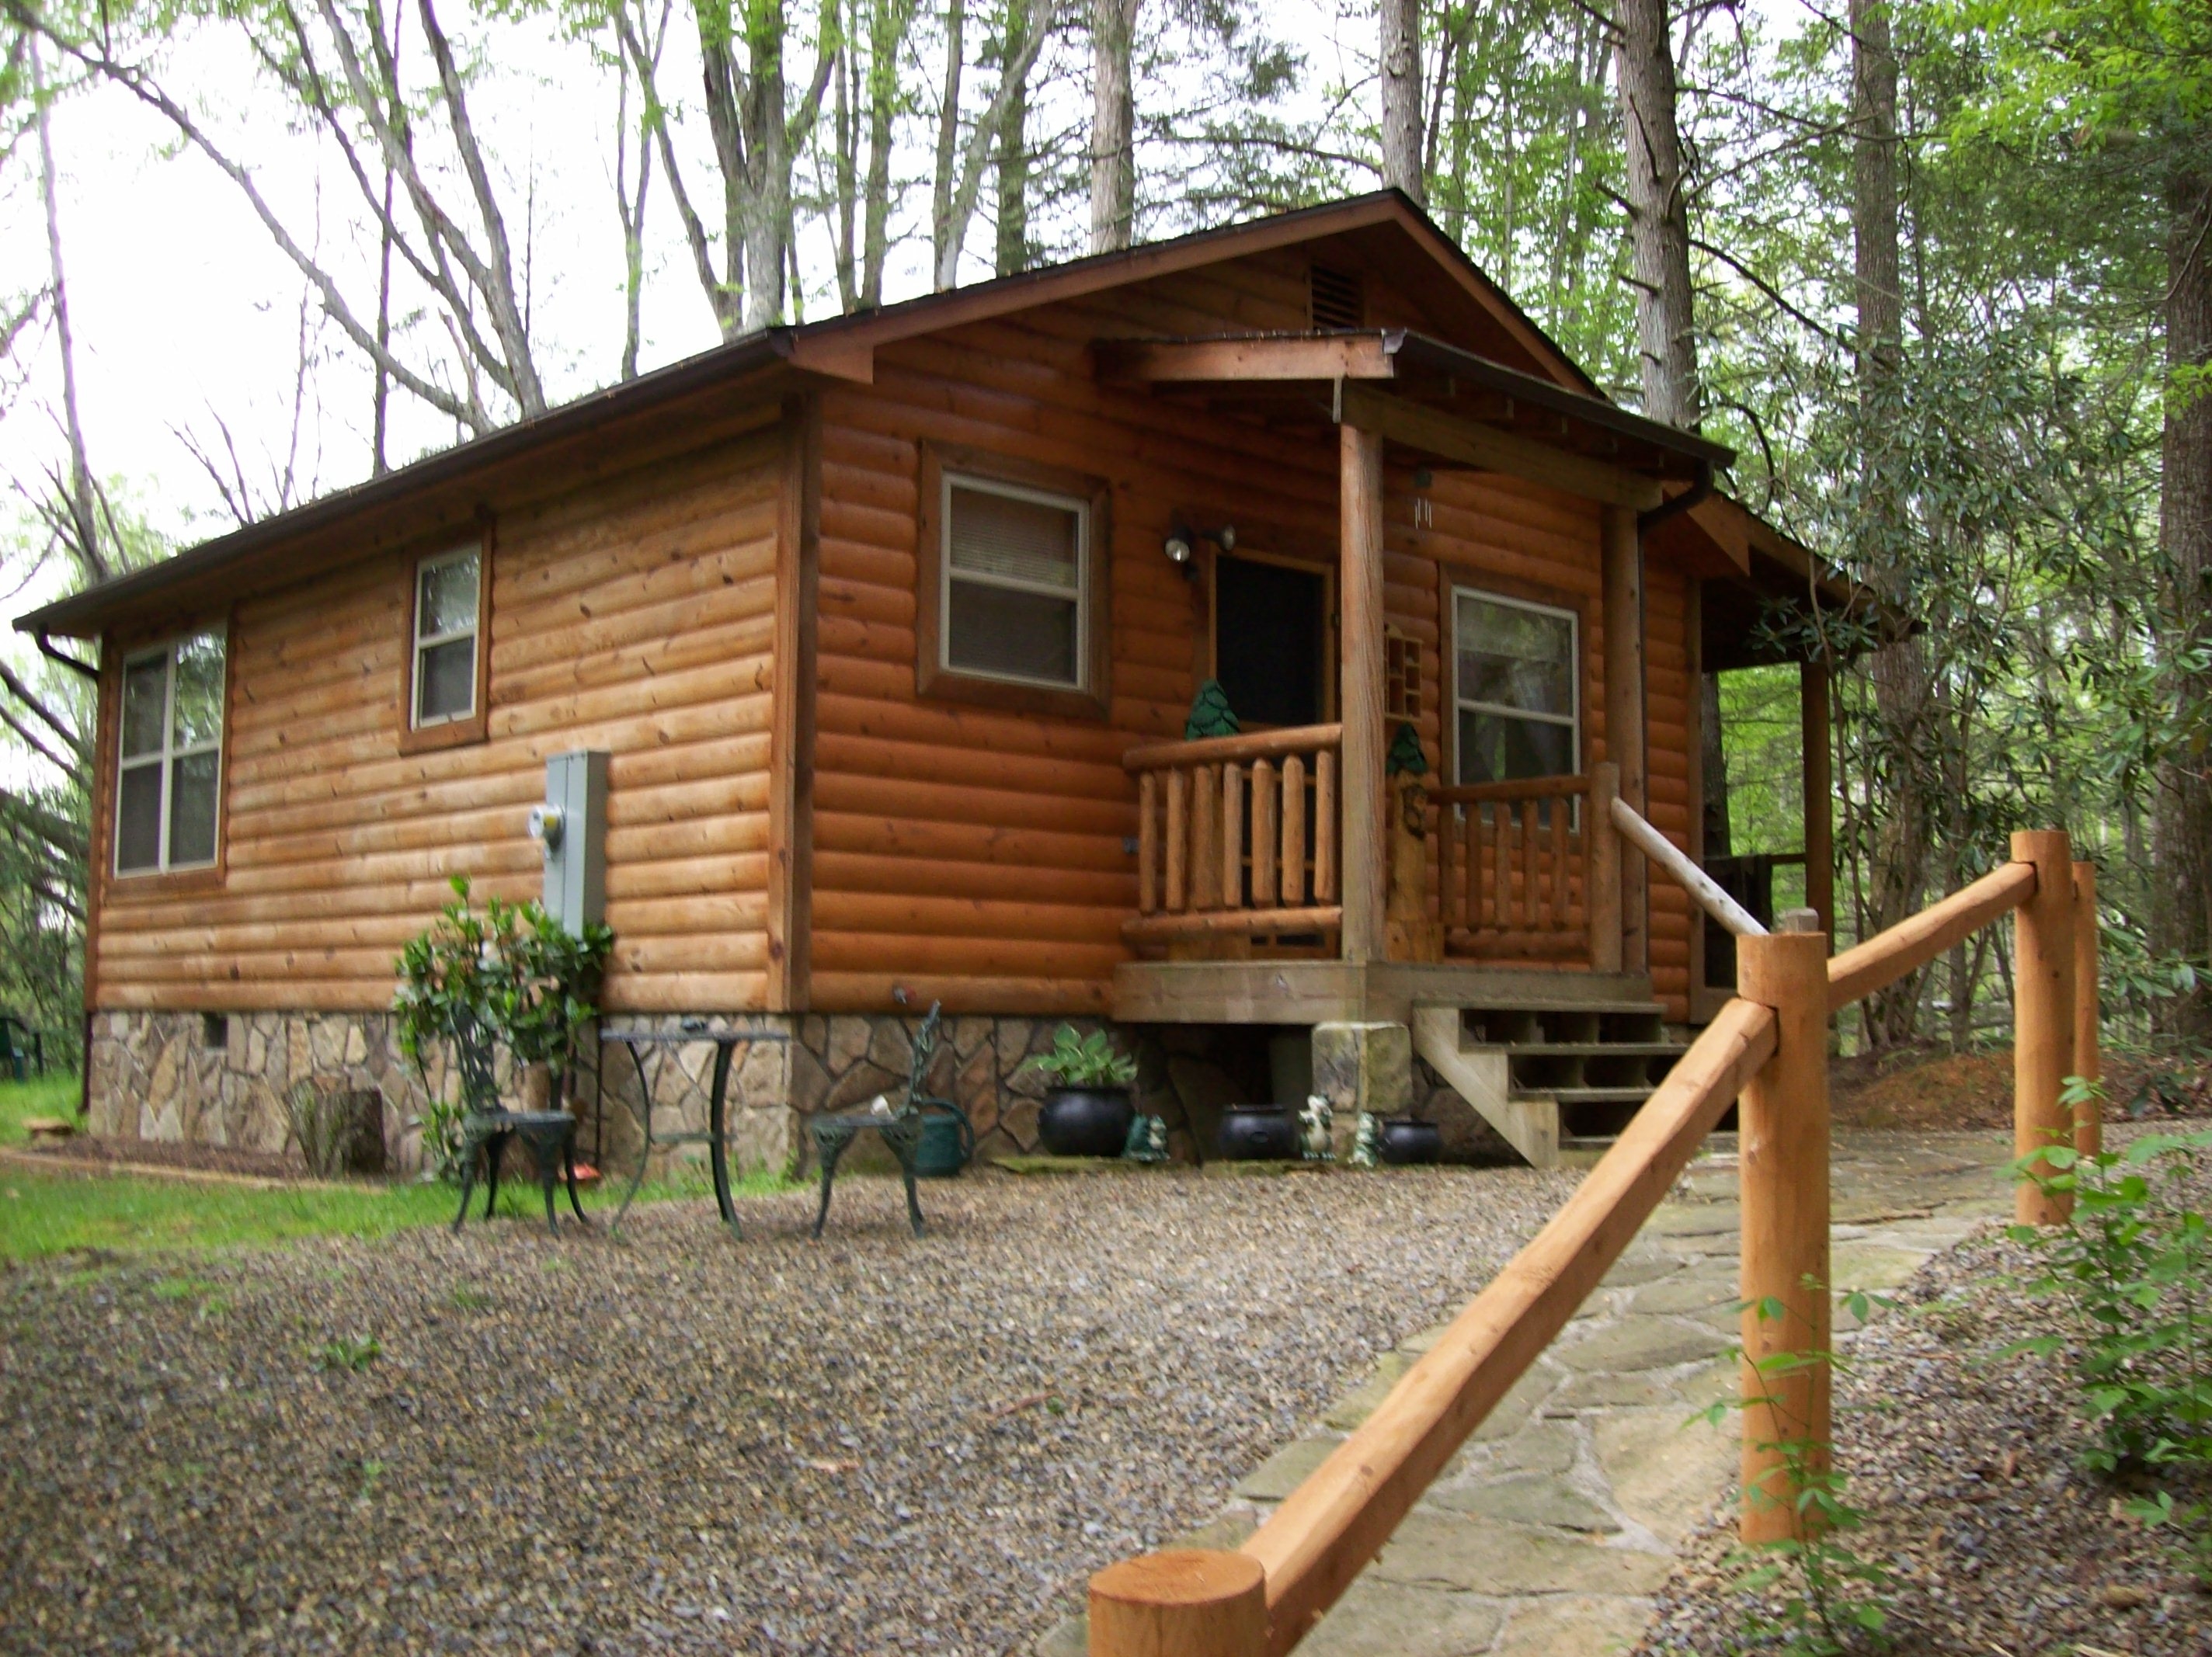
[{"left": 534, "top": 749, "right": 608, "bottom": 936}]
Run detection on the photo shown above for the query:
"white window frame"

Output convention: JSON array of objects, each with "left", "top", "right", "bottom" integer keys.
[
  {"left": 410, "top": 546, "right": 482, "bottom": 728},
  {"left": 939, "top": 470, "right": 1090, "bottom": 691},
  {"left": 1452, "top": 585, "right": 1581, "bottom": 785},
  {"left": 114, "top": 631, "right": 226, "bottom": 877}
]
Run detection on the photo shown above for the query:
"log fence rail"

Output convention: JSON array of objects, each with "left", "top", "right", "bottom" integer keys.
[{"left": 1090, "top": 828, "right": 2099, "bottom": 1656}]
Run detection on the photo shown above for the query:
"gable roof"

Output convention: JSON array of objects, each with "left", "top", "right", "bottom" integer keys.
[{"left": 15, "top": 190, "right": 1769, "bottom": 641}]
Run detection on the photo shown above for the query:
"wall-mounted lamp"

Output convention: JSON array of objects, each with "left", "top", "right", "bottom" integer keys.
[{"left": 1163, "top": 523, "right": 1237, "bottom": 580}]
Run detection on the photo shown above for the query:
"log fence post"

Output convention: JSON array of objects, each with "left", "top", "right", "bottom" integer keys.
[
  {"left": 2012, "top": 828, "right": 2075, "bottom": 1228},
  {"left": 1089, "top": 1550, "right": 1267, "bottom": 1657},
  {"left": 1735, "top": 908, "right": 1831, "bottom": 1546},
  {"left": 2073, "top": 860, "right": 2101, "bottom": 1162}
]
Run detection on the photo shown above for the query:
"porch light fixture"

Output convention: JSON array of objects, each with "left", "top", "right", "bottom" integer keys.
[{"left": 1163, "top": 523, "right": 1237, "bottom": 578}]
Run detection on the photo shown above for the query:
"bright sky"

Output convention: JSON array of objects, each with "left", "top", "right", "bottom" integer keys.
[{"left": 2, "top": 0, "right": 1385, "bottom": 607}]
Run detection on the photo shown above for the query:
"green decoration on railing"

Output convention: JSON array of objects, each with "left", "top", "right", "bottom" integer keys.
[
  {"left": 1185, "top": 679, "right": 1240, "bottom": 740},
  {"left": 1386, "top": 721, "right": 1428, "bottom": 776}
]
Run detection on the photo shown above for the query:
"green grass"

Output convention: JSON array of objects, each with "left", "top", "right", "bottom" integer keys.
[
  {"left": 0, "top": 1075, "right": 797, "bottom": 1263},
  {"left": 0, "top": 1072, "right": 82, "bottom": 1145}
]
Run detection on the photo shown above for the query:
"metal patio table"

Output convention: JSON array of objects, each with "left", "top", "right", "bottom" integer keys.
[{"left": 597, "top": 1021, "right": 791, "bottom": 1238}]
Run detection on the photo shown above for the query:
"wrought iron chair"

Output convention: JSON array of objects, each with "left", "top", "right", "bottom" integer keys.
[
  {"left": 449, "top": 1011, "right": 589, "bottom": 1236},
  {"left": 809, "top": 1002, "right": 973, "bottom": 1237}
]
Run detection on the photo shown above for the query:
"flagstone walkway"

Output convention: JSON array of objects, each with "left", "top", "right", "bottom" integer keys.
[{"left": 1036, "top": 1129, "right": 2015, "bottom": 1657}]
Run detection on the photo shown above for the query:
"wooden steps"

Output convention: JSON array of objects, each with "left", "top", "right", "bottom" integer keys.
[{"left": 1412, "top": 987, "right": 1689, "bottom": 1169}]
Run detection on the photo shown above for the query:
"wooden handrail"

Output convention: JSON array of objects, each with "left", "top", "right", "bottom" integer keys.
[
  {"left": 1432, "top": 773, "right": 1591, "bottom": 805},
  {"left": 1609, "top": 796, "right": 1765, "bottom": 939},
  {"left": 1124, "top": 723, "right": 1344, "bottom": 772},
  {"left": 1824, "top": 860, "right": 2036, "bottom": 1013},
  {"left": 1229, "top": 998, "right": 1779, "bottom": 1656}
]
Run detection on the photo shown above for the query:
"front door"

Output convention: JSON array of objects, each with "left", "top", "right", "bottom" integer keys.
[{"left": 1211, "top": 551, "right": 1332, "bottom": 728}]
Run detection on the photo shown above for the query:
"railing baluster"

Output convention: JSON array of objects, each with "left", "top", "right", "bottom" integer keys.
[
  {"left": 1550, "top": 794, "right": 1570, "bottom": 929},
  {"left": 1476, "top": 804, "right": 1494, "bottom": 932},
  {"left": 1315, "top": 749, "right": 1337, "bottom": 902},
  {"left": 1521, "top": 799, "right": 1539, "bottom": 929},
  {"left": 1438, "top": 801, "right": 1456, "bottom": 931},
  {"left": 1196, "top": 763, "right": 1220, "bottom": 910},
  {"left": 1137, "top": 772, "right": 1158, "bottom": 915},
  {"left": 1252, "top": 759, "right": 1278, "bottom": 906},
  {"left": 1222, "top": 762, "right": 1244, "bottom": 909},
  {"left": 1282, "top": 756, "right": 1306, "bottom": 906},
  {"left": 1166, "top": 767, "right": 1188, "bottom": 913}
]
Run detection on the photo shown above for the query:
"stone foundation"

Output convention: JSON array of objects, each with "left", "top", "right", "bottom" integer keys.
[{"left": 86, "top": 1007, "right": 1511, "bottom": 1176}]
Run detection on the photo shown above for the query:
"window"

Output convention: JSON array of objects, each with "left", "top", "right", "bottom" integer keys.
[
  {"left": 917, "top": 445, "right": 1110, "bottom": 717},
  {"left": 411, "top": 547, "right": 482, "bottom": 727},
  {"left": 940, "top": 474, "right": 1088, "bottom": 689},
  {"left": 1452, "top": 587, "right": 1578, "bottom": 785},
  {"left": 115, "top": 630, "right": 226, "bottom": 876}
]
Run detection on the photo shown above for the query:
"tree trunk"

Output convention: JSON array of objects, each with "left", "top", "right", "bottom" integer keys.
[
  {"left": 2155, "top": 165, "right": 2212, "bottom": 1039},
  {"left": 1088, "top": 0, "right": 1138, "bottom": 253},
  {"left": 1851, "top": 0, "right": 1929, "bottom": 1050},
  {"left": 861, "top": 0, "right": 907, "bottom": 305},
  {"left": 1612, "top": 0, "right": 1699, "bottom": 428},
  {"left": 931, "top": 0, "right": 965, "bottom": 284},
  {"left": 29, "top": 33, "right": 109, "bottom": 581},
  {"left": 995, "top": 0, "right": 1032, "bottom": 276},
  {"left": 739, "top": 0, "right": 791, "bottom": 330},
  {"left": 1379, "top": 0, "right": 1422, "bottom": 204}
]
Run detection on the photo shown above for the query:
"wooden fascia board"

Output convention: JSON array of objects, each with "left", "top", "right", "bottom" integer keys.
[
  {"left": 1336, "top": 384, "right": 1666, "bottom": 512},
  {"left": 1096, "top": 332, "right": 1400, "bottom": 384}
]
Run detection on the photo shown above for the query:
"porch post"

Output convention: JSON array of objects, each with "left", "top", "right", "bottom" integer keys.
[
  {"left": 1800, "top": 657, "right": 1835, "bottom": 942},
  {"left": 1601, "top": 506, "right": 1647, "bottom": 974},
  {"left": 1340, "top": 423, "right": 1387, "bottom": 964}
]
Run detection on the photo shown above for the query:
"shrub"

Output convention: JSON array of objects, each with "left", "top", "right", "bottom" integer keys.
[
  {"left": 392, "top": 877, "right": 613, "bottom": 1179},
  {"left": 2007, "top": 1106, "right": 2212, "bottom": 1473}
]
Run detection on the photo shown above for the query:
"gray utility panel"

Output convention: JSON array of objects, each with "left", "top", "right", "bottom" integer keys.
[{"left": 527, "top": 749, "right": 609, "bottom": 935}]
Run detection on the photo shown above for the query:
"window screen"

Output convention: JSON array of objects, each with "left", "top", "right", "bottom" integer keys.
[
  {"left": 1453, "top": 589, "right": 1578, "bottom": 785},
  {"left": 413, "top": 547, "right": 481, "bottom": 727},
  {"left": 943, "top": 476, "right": 1087, "bottom": 688},
  {"left": 116, "top": 630, "right": 227, "bottom": 875}
]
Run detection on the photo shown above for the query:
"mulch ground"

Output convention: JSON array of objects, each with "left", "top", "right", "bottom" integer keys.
[
  {"left": 1638, "top": 1127, "right": 2212, "bottom": 1657},
  {"left": 0, "top": 1161, "right": 1575, "bottom": 1655},
  {"left": 15, "top": 1133, "right": 307, "bottom": 1179}
]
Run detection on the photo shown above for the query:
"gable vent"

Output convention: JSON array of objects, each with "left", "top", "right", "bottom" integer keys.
[{"left": 1309, "top": 263, "right": 1365, "bottom": 330}]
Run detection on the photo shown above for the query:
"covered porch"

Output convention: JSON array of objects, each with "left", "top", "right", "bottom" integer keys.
[{"left": 1102, "top": 328, "right": 1845, "bottom": 1033}]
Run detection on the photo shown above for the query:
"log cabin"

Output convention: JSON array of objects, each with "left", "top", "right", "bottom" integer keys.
[{"left": 16, "top": 190, "right": 1856, "bottom": 1172}]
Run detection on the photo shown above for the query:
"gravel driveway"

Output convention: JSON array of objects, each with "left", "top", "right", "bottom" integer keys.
[{"left": 0, "top": 1162, "right": 1574, "bottom": 1655}]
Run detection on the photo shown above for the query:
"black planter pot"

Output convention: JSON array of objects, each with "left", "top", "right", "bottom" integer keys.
[
  {"left": 1218, "top": 1103, "right": 1299, "bottom": 1161},
  {"left": 1038, "top": 1086, "right": 1135, "bottom": 1158},
  {"left": 1377, "top": 1117, "right": 1442, "bottom": 1165}
]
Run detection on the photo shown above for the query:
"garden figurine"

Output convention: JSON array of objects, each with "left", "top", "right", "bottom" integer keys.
[{"left": 1299, "top": 1093, "right": 1334, "bottom": 1162}]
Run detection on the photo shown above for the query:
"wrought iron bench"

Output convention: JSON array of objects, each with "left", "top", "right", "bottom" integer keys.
[{"left": 810, "top": 1002, "right": 973, "bottom": 1238}]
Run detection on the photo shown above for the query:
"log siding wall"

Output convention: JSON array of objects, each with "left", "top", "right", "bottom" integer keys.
[
  {"left": 92, "top": 415, "right": 788, "bottom": 1016},
  {"left": 808, "top": 252, "right": 1698, "bottom": 1020},
  {"left": 85, "top": 250, "right": 1699, "bottom": 1027}
]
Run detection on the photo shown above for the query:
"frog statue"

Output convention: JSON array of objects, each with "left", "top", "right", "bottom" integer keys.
[
  {"left": 1350, "top": 1112, "right": 1381, "bottom": 1169},
  {"left": 1121, "top": 1113, "right": 1170, "bottom": 1163},
  {"left": 1299, "top": 1093, "right": 1334, "bottom": 1162}
]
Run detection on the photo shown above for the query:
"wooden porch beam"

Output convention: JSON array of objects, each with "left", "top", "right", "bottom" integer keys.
[
  {"left": 1602, "top": 505, "right": 1649, "bottom": 976},
  {"left": 1339, "top": 424, "right": 1388, "bottom": 964},
  {"left": 1336, "top": 384, "right": 1666, "bottom": 511},
  {"left": 1096, "top": 334, "right": 1400, "bottom": 385}
]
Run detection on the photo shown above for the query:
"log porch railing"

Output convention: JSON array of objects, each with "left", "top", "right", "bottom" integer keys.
[
  {"left": 1089, "top": 830, "right": 2099, "bottom": 1655},
  {"left": 1434, "top": 761, "right": 1622, "bottom": 970},
  {"left": 1124, "top": 724, "right": 1344, "bottom": 944}
]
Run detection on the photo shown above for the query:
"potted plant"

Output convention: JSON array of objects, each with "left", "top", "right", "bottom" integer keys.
[
  {"left": 392, "top": 877, "right": 614, "bottom": 1179},
  {"left": 1023, "top": 1026, "right": 1139, "bottom": 1158}
]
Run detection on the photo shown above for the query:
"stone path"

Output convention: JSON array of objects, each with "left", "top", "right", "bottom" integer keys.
[{"left": 1036, "top": 1129, "right": 2015, "bottom": 1657}]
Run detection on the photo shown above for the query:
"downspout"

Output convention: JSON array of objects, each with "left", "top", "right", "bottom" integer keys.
[
  {"left": 34, "top": 629, "right": 98, "bottom": 680},
  {"left": 1636, "top": 459, "right": 1714, "bottom": 538}
]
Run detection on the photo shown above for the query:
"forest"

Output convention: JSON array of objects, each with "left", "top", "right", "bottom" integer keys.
[{"left": 0, "top": 0, "right": 2202, "bottom": 1068}]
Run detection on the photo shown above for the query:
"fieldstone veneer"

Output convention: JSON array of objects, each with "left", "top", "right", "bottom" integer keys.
[{"left": 86, "top": 1009, "right": 1507, "bottom": 1176}]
